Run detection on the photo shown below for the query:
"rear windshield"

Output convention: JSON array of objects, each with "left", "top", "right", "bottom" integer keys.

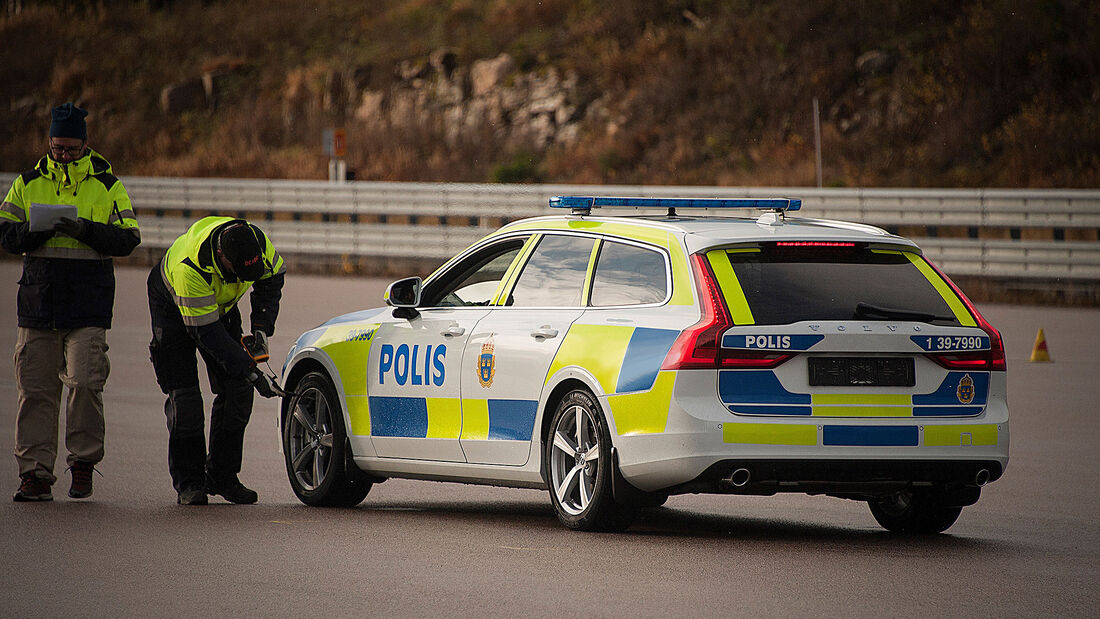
[{"left": 712, "top": 244, "right": 962, "bottom": 326}]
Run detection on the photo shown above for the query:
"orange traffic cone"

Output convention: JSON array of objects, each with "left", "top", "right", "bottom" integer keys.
[{"left": 1030, "top": 328, "right": 1052, "bottom": 362}]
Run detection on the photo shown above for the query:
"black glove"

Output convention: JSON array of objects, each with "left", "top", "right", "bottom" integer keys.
[
  {"left": 241, "top": 330, "right": 270, "bottom": 363},
  {"left": 248, "top": 369, "right": 279, "bottom": 398},
  {"left": 54, "top": 216, "right": 86, "bottom": 238}
]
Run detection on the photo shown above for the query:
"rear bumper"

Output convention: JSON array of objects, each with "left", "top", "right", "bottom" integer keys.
[
  {"left": 667, "top": 458, "right": 1002, "bottom": 501},
  {"left": 608, "top": 371, "right": 1009, "bottom": 493}
]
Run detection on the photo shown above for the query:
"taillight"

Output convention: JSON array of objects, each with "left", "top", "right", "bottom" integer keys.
[
  {"left": 662, "top": 253, "right": 794, "bottom": 370},
  {"left": 719, "top": 351, "right": 795, "bottom": 369},
  {"left": 924, "top": 259, "right": 1007, "bottom": 371},
  {"left": 928, "top": 350, "right": 1002, "bottom": 371},
  {"left": 662, "top": 254, "right": 730, "bottom": 369}
]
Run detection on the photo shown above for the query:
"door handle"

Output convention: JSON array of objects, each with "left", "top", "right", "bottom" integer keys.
[
  {"left": 530, "top": 326, "right": 559, "bottom": 339},
  {"left": 441, "top": 325, "right": 466, "bottom": 337}
]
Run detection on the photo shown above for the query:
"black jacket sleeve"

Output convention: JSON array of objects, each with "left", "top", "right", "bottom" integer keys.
[
  {"left": 187, "top": 322, "right": 256, "bottom": 380},
  {"left": 0, "top": 220, "right": 55, "bottom": 255},
  {"left": 75, "top": 220, "right": 141, "bottom": 257},
  {"left": 249, "top": 271, "right": 285, "bottom": 336}
]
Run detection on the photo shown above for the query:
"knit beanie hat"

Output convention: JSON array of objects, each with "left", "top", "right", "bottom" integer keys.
[
  {"left": 50, "top": 103, "right": 88, "bottom": 140},
  {"left": 220, "top": 223, "right": 266, "bottom": 281}
]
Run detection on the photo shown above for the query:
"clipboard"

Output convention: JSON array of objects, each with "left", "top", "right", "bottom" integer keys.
[{"left": 29, "top": 203, "right": 78, "bottom": 232}]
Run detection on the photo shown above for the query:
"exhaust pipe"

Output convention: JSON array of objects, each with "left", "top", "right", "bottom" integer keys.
[
  {"left": 725, "top": 467, "right": 751, "bottom": 488},
  {"left": 974, "top": 468, "right": 991, "bottom": 487}
]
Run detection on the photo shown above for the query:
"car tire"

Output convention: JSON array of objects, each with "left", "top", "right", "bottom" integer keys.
[
  {"left": 283, "top": 371, "right": 372, "bottom": 507},
  {"left": 868, "top": 489, "right": 963, "bottom": 534},
  {"left": 545, "top": 389, "right": 635, "bottom": 532}
]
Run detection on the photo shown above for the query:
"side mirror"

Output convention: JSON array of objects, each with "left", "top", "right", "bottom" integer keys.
[{"left": 385, "top": 276, "right": 422, "bottom": 319}]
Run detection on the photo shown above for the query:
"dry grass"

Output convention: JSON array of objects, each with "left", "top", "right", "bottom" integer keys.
[{"left": 1, "top": 0, "right": 1096, "bottom": 187}]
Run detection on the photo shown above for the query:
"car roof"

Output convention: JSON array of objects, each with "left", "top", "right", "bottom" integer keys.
[{"left": 496, "top": 214, "right": 920, "bottom": 254}]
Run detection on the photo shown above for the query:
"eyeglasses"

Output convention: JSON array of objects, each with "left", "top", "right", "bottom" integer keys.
[{"left": 49, "top": 141, "right": 85, "bottom": 157}]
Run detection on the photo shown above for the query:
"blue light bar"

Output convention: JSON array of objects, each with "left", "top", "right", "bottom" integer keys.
[{"left": 548, "top": 196, "right": 802, "bottom": 213}]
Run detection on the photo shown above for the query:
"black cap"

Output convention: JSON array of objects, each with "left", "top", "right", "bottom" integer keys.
[
  {"left": 50, "top": 103, "right": 88, "bottom": 140},
  {"left": 219, "top": 223, "right": 265, "bottom": 281}
]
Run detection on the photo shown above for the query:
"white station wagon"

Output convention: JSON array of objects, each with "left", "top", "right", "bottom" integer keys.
[{"left": 278, "top": 196, "right": 1009, "bottom": 533}]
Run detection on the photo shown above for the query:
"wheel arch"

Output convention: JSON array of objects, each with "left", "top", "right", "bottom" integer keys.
[
  {"left": 538, "top": 372, "right": 613, "bottom": 485},
  {"left": 281, "top": 352, "right": 347, "bottom": 426}
]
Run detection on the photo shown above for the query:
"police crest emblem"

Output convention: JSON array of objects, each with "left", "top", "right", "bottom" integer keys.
[
  {"left": 478, "top": 340, "right": 495, "bottom": 388},
  {"left": 956, "top": 373, "right": 975, "bottom": 404}
]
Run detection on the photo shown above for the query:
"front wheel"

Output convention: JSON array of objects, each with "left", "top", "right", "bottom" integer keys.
[
  {"left": 283, "top": 371, "right": 371, "bottom": 507},
  {"left": 545, "top": 390, "right": 635, "bottom": 532},
  {"left": 869, "top": 490, "right": 963, "bottom": 534}
]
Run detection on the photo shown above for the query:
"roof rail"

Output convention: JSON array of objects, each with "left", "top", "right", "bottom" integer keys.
[{"left": 548, "top": 195, "right": 802, "bottom": 217}]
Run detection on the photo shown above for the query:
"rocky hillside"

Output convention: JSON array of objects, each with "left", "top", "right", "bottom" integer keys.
[{"left": 1, "top": 0, "right": 1097, "bottom": 187}]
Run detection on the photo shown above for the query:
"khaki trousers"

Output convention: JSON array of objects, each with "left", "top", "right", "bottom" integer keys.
[{"left": 13, "top": 327, "right": 110, "bottom": 482}]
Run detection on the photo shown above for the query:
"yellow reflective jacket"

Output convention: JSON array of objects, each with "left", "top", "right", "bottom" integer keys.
[
  {"left": 0, "top": 149, "right": 140, "bottom": 328},
  {"left": 160, "top": 216, "right": 286, "bottom": 331}
]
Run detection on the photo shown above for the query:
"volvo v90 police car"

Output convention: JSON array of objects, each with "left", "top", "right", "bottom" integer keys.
[{"left": 278, "top": 196, "right": 1008, "bottom": 533}]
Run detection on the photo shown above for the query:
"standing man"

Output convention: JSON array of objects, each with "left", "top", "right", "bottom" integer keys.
[
  {"left": 1, "top": 103, "right": 141, "bottom": 502},
  {"left": 147, "top": 216, "right": 285, "bottom": 505}
]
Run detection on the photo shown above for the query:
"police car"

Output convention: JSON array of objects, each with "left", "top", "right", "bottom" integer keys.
[{"left": 278, "top": 196, "right": 1008, "bottom": 533}]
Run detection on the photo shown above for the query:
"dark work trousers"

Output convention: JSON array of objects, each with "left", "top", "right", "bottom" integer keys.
[{"left": 146, "top": 265, "right": 254, "bottom": 493}]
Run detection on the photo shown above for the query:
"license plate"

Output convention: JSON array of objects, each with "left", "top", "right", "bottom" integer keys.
[{"left": 808, "top": 357, "right": 915, "bottom": 387}]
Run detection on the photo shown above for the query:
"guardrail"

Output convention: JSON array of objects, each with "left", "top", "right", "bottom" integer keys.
[{"left": 3, "top": 174, "right": 1099, "bottom": 281}]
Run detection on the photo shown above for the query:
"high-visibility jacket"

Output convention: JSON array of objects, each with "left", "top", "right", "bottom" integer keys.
[
  {"left": 156, "top": 216, "right": 285, "bottom": 378},
  {"left": 0, "top": 149, "right": 140, "bottom": 329}
]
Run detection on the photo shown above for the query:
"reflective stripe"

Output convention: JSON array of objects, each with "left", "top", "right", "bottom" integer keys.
[
  {"left": 811, "top": 393, "right": 912, "bottom": 416},
  {"left": 425, "top": 398, "right": 462, "bottom": 439},
  {"left": 1, "top": 201, "right": 26, "bottom": 222},
  {"left": 666, "top": 236, "right": 694, "bottom": 306},
  {"left": 26, "top": 245, "right": 105, "bottom": 259},
  {"left": 579, "top": 238, "right": 602, "bottom": 305},
  {"left": 346, "top": 396, "right": 371, "bottom": 435},
  {"left": 270, "top": 249, "right": 286, "bottom": 275},
  {"left": 492, "top": 235, "right": 540, "bottom": 306},
  {"left": 174, "top": 292, "right": 217, "bottom": 308},
  {"left": 923, "top": 424, "right": 998, "bottom": 446},
  {"left": 180, "top": 311, "right": 220, "bottom": 327},
  {"left": 108, "top": 207, "right": 137, "bottom": 225},
  {"left": 546, "top": 324, "right": 634, "bottom": 393},
  {"left": 823, "top": 425, "right": 919, "bottom": 446},
  {"left": 607, "top": 371, "right": 676, "bottom": 435},
  {"left": 707, "top": 249, "right": 755, "bottom": 325},
  {"left": 460, "top": 398, "right": 490, "bottom": 440},
  {"left": 724, "top": 423, "right": 817, "bottom": 445},
  {"left": 904, "top": 252, "right": 977, "bottom": 327}
]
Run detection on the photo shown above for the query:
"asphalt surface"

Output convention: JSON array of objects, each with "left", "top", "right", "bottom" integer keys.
[{"left": 1, "top": 261, "right": 1098, "bottom": 617}]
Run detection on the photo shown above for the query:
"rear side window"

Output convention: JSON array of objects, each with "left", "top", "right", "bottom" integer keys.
[
  {"left": 507, "top": 234, "right": 595, "bottom": 307},
  {"left": 590, "top": 241, "right": 667, "bottom": 306},
  {"left": 713, "top": 244, "right": 960, "bottom": 325}
]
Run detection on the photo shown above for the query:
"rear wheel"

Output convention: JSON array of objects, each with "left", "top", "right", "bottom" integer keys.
[
  {"left": 869, "top": 489, "right": 963, "bottom": 534},
  {"left": 545, "top": 390, "right": 635, "bottom": 532},
  {"left": 283, "top": 371, "right": 371, "bottom": 507}
]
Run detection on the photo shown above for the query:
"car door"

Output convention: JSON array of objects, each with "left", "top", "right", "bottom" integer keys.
[
  {"left": 366, "top": 236, "right": 528, "bottom": 461},
  {"left": 460, "top": 233, "right": 596, "bottom": 466}
]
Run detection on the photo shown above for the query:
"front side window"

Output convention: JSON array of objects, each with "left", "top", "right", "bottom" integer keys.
[
  {"left": 507, "top": 234, "right": 596, "bottom": 307},
  {"left": 422, "top": 237, "right": 527, "bottom": 307},
  {"left": 589, "top": 241, "right": 668, "bottom": 306}
]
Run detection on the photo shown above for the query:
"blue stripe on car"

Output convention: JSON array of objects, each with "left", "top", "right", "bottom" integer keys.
[{"left": 616, "top": 327, "right": 680, "bottom": 393}]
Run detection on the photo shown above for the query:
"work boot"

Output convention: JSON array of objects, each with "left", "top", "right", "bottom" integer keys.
[
  {"left": 13, "top": 473, "right": 53, "bottom": 502},
  {"left": 68, "top": 461, "right": 96, "bottom": 499},
  {"left": 177, "top": 486, "right": 209, "bottom": 505},
  {"left": 207, "top": 476, "right": 258, "bottom": 504}
]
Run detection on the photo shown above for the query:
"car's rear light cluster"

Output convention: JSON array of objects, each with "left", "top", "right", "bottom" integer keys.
[
  {"left": 923, "top": 259, "right": 1007, "bottom": 372},
  {"left": 662, "top": 253, "right": 793, "bottom": 370}
]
